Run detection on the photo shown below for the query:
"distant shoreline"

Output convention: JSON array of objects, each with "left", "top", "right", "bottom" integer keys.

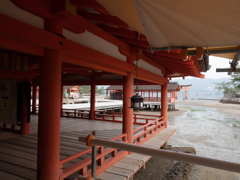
[
  {"left": 197, "top": 98, "right": 220, "bottom": 101},
  {"left": 176, "top": 99, "right": 240, "bottom": 116}
]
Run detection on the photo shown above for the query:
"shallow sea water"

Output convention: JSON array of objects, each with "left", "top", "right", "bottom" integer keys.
[{"left": 168, "top": 105, "right": 240, "bottom": 166}]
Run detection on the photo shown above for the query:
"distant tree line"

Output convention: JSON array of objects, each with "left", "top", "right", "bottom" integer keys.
[
  {"left": 214, "top": 70, "right": 240, "bottom": 98},
  {"left": 78, "top": 86, "right": 105, "bottom": 95}
]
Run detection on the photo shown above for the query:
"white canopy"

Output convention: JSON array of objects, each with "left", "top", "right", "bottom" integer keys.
[{"left": 97, "top": 0, "right": 240, "bottom": 59}]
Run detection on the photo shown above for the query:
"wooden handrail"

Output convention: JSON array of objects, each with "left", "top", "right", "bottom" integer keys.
[
  {"left": 59, "top": 133, "right": 128, "bottom": 179},
  {"left": 133, "top": 116, "right": 164, "bottom": 133}
]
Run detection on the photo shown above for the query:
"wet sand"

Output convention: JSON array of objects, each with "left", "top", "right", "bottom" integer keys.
[{"left": 168, "top": 100, "right": 240, "bottom": 180}]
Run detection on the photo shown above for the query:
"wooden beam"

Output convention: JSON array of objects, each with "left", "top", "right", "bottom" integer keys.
[
  {"left": 137, "top": 67, "right": 168, "bottom": 85},
  {"left": 0, "top": 69, "right": 37, "bottom": 80},
  {"left": 101, "top": 26, "right": 147, "bottom": 41},
  {"left": 12, "top": 0, "right": 85, "bottom": 34},
  {"left": 216, "top": 68, "right": 240, "bottom": 72},
  {"left": 70, "top": 0, "right": 104, "bottom": 9},
  {"left": 0, "top": 13, "right": 135, "bottom": 73},
  {"left": 143, "top": 52, "right": 194, "bottom": 65},
  {"left": 0, "top": 35, "right": 44, "bottom": 56},
  {"left": 117, "top": 36, "right": 150, "bottom": 47},
  {"left": 150, "top": 56, "right": 195, "bottom": 68},
  {"left": 79, "top": 12, "right": 129, "bottom": 28},
  {"left": 140, "top": 54, "right": 166, "bottom": 74},
  {"left": 11, "top": 0, "right": 132, "bottom": 56}
]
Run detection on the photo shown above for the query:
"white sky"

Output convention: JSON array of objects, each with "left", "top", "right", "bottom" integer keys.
[
  {"left": 202, "top": 56, "right": 231, "bottom": 79},
  {"left": 182, "top": 56, "right": 231, "bottom": 79}
]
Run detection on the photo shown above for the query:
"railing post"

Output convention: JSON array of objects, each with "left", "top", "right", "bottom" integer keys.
[
  {"left": 112, "top": 149, "right": 117, "bottom": 157},
  {"left": 134, "top": 114, "right": 137, "bottom": 123},
  {"left": 103, "top": 112, "right": 106, "bottom": 120},
  {"left": 79, "top": 167, "right": 87, "bottom": 176},
  {"left": 113, "top": 112, "right": 115, "bottom": 121},
  {"left": 97, "top": 146, "right": 104, "bottom": 166},
  {"left": 155, "top": 121, "right": 158, "bottom": 131},
  {"left": 92, "top": 131, "right": 97, "bottom": 179}
]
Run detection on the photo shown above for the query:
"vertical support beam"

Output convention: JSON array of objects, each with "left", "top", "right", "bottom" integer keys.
[
  {"left": 22, "top": 84, "right": 30, "bottom": 135},
  {"left": 185, "top": 89, "right": 188, "bottom": 99},
  {"left": 175, "top": 91, "right": 178, "bottom": 99},
  {"left": 60, "top": 84, "right": 63, "bottom": 116},
  {"left": 123, "top": 56, "right": 134, "bottom": 145},
  {"left": 37, "top": 19, "right": 62, "bottom": 180},
  {"left": 152, "top": 90, "right": 153, "bottom": 102},
  {"left": 90, "top": 82, "right": 96, "bottom": 120},
  {"left": 161, "top": 83, "right": 168, "bottom": 128},
  {"left": 32, "top": 84, "right": 37, "bottom": 114}
]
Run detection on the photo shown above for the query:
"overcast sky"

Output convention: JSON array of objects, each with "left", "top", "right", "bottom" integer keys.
[
  {"left": 178, "top": 56, "right": 231, "bottom": 80},
  {"left": 202, "top": 56, "right": 231, "bottom": 79}
]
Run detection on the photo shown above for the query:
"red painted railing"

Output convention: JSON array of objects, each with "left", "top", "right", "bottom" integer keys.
[
  {"left": 60, "top": 109, "right": 161, "bottom": 125},
  {"left": 95, "top": 111, "right": 161, "bottom": 125},
  {"left": 0, "top": 123, "right": 21, "bottom": 134},
  {"left": 59, "top": 133, "right": 128, "bottom": 180},
  {"left": 143, "top": 97, "right": 171, "bottom": 102},
  {"left": 133, "top": 116, "right": 165, "bottom": 145},
  {"left": 58, "top": 110, "right": 165, "bottom": 179},
  {"left": 61, "top": 109, "right": 90, "bottom": 119}
]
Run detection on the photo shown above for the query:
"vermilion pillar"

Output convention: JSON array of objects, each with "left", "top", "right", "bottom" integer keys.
[
  {"left": 32, "top": 85, "right": 37, "bottom": 114},
  {"left": 37, "top": 19, "right": 62, "bottom": 180},
  {"left": 60, "top": 84, "right": 63, "bottom": 116},
  {"left": 185, "top": 90, "right": 188, "bottom": 99},
  {"left": 123, "top": 56, "right": 134, "bottom": 144},
  {"left": 22, "top": 85, "right": 30, "bottom": 135},
  {"left": 161, "top": 83, "right": 168, "bottom": 128},
  {"left": 90, "top": 83, "right": 96, "bottom": 120}
]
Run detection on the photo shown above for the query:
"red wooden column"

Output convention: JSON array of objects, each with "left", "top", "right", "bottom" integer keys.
[
  {"left": 123, "top": 56, "right": 134, "bottom": 144},
  {"left": 37, "top": 19, "right": 62, "bottom": 180},
  {"left": 60, "top": 84, "right": 63, "bottom": 116},
  {"left": 161, "top": 83, "right": 168, "bottom": 128},
  {"left": 22, "top": 84, "right": 30, "bottom": 135},
  {"left": 32, "top": 84, "right": 37, "bottom": 114},
  {"left": 90, "top": 83, "right": 96, "bottom": 120},
  {"left": 151, "top": 90, "right": 153, "bottom": 102},
  {"left": 185, "top": 89, "right": 188, "bottom": 99}
]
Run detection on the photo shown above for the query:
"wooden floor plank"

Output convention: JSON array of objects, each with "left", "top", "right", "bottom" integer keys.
[
  {"left": 0, "top": 161, "right": 36, "bottom": 180},
  {"left": 0, "top": 146, "right": 37, "bottom": 161},
  {"left": 0, "top": 170, "right": 27, "bottom": 180},
  {"left": 97, "top": 126, "right": 177, "bottom": 180},
  {"left": 119, "top": 157, "right": 144, "bottom": 166},
  {"left": 0, "top": 115, "right": 175, "bottom": 180},
  {"left": 105, "top": 167, "right": 133, "bottom": 178},
  {"left": 97, "top": 172, "right": 126, "bottom": 180},
  {"left": 112, "top": 162, "right": 139, "bottom": 172},
  {"left": 0, "top": 153, "right": 36, "bottom": 170}
]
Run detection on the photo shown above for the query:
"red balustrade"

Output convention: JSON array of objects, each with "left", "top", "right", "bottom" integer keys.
[
  {"left": 59, "top": 133, "right": 128, "bottom": 180},
  {"left": 61, "top": 109, "right": 90, "bottom": 119},
  {"left": 133, "top": 116, "right": 165, "bottom": 145}
]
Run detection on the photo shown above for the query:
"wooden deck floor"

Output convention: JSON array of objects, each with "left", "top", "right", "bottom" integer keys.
[
  {"left": 97, "top": 126, "right": 176, "bottom": 180},
  {"left": 0, "top": 115, "right": 141, "bottom": 180},
  {"left": 0, "top": 115, "right": 176, "bottom": 180}
]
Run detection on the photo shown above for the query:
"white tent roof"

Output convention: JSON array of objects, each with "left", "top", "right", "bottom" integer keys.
[{"left": 97, "top": 0, "right": 240, "bottom": 59}]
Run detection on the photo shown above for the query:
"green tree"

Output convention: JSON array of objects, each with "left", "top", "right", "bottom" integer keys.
[
  {"left": 79, "top": 86, "right": 90, "bottom": 93},
  {"left": 96, "top": 86, "right": 105, "bottom": 95},
  {"left": 214, "top": 71, "right": 240, "bottom": 97}
]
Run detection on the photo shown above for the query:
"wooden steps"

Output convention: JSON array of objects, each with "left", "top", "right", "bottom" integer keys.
[{"left": 96, "top": 126, "right": 177, "bottom": 180}]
